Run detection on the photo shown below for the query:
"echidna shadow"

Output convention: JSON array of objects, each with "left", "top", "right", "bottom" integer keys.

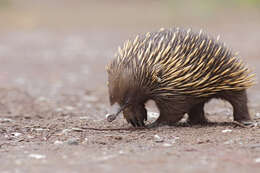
[{"left": 106, "top": 28, "right": 255, "bottom": 127}]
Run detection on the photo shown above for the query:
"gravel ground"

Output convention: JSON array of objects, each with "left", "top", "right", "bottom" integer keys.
[{"left": 0, "top": 29, "right": 259, "bottom": 173}]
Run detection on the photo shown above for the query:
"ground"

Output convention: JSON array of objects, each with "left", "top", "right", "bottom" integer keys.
[{"left": 0, "top": 1, "right": 260, "bottom": 173}]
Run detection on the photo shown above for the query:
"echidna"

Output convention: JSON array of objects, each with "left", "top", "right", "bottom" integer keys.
[{"left": 106, "top": 27, "right": 255, "bottom": 127}]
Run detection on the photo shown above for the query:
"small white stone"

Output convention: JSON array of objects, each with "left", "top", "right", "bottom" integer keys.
[
  {"left": 162, "top": 143, "right": 172, "bottom": 147},
  {"left": 29, "top": 154, "right": 46, "bottom": 159},
  {"left": 154, "top": 134, "right": 163, "bottom": 142},
  {"left": 61, "top": 129, "right": 71, "bottom": 134},
  {"left": 224, "top": 140, "right": 233, "bottom": 144},
  {"left": 34, "top": 128, "right": 48, "bottom": 132},
  {"left": 56, "top": 108, "right": 63, "bottom": 112},
  {"left": 27, "top": 135, "right": 34, "bottom": 139},
  {"left": 72, "top": 127, "right": 83, "bottom": 132},
  {"left": 54, "top": 140, "right": 63, "bottom": 145},
  {"left": 171, "top": 136, "right": 180, "bottom": 143},
  {"left": 11, "top": 132, "right": 22, "bottom": 137},
  {"left": 119, "top": 150, "right": 126, "bottom": 154},
  {"left": 255, "top": 157, "right": 260, "bottom": 163},
  {"left": 79, "top": 116, "right": 89, "bottom": 120},
  {"left": 0, "top": 118, "right": 14, "bottom": 122},
  {"left": 37, "top": 96, "right": 48, "bottom": 102},
  {"left": 256, "top": 112, "right": 260, "bottom": 117},
  {"left": 84, "top": 137, "right": 88, "bottom": 142},
  {"left": 222, "top": 129, "right": 232, "bottom": 133}
]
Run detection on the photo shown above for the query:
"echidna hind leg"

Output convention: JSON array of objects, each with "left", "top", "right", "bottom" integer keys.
[
  {"left": 222, "top": 90, "right": 251, "bottom": 122},
  {"left": 187, "top": 102, "right": 208, "bottom": 125}
]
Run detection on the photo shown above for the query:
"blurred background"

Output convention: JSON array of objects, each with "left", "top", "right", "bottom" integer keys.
[{"left": 0, "top": 0, "right": 259, "bottom": 104}]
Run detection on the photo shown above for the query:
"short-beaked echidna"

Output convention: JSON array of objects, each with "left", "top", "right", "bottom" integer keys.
[{"left": 106, "top": 27, "right": 255, "bottom": 127}]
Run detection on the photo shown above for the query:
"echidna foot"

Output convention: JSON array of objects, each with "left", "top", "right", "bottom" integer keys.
[
  {"left": 234, "top": 120, "right": 258, "bottom": 128},
  {"left": 146, "top": 120, "right": 178, "bottom": 128},
  {"left": 187, "top": 118, "right": 209, "bottom": 125}
]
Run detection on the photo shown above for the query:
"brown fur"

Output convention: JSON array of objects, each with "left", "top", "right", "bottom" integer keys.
[{"left": 106, "top": 28, "right": 255, "bottom": 127}]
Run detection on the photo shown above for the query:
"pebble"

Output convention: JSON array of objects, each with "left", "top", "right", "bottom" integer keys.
[
  {"left": 11, "top": 132, "right": 22, "bottom": 137},
  {"left": 29, "top": 154, "right": 46, "bottom": 159},
  {"left": 222, "top": 129, "right": 232, "bottom": 133},
  {"left": 162, "top": 143, "right": 172, "bottom": 147},
  {"left": 55, "top": 108, "right": 63, "bottom": 112},
  {"left": 34, "top": 128, "right": 48, "bottom": 132},
  {"left": 119, "top": 150, "right": 126, "bottom": 154},
  {"left": 255, "top": 157, "right": 260, "bottom": 163},
  {"left": 72, "top": 127, "right": 84, "bottom": 132},
  {"left": 171, "top": 136, "right": 180, "bottom": 143},
  {"left": 154, "top": 134, "right": 164, "bottom": 142},
  {"left": 66, "top": 138, "right": 79, "bottom": 145},
  {"left": 36, "top": 96, "right": 48, "bottom": 102},
  {"left": 256, "top": 112, "right": 260, "bottom": 118},
  {"left": 0, "top": 118, "right": 14, "bottom": 123},
  {"left": 54, "top": 140, "right": 63, "bottom": 145},
  {"left": 224, "top": 140, "right": 233, "bottom": 145},
  {"left": 61, "top": 129, "right": 71, "bottom": 135},
  {"left": 79, "top": 116, "right": 89, "bottom": 120}
]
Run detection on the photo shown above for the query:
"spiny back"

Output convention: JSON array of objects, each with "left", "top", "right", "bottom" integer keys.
[{"left": 107, "top": 28, "right": 255, "bottom": 97}]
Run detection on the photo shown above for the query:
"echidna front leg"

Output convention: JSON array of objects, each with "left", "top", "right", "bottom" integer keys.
[
  {"left": 123, "top": 104, "right": 147, "bottom": 127},
  {"left": 187, "top": 102, "right": 208, "bottom": 125}
]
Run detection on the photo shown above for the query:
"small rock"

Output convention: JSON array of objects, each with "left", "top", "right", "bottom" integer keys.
[
  {"left": 72, "top": 127, "right": 84, "bottom": 132},
  {"left": 36, "top": 97, "right": 48, "bottom": 102},
  {"left": 222, "top": 129, "right": 232, "bottom": 133},
  {"left": 56, "top": 108, "right": 63, "bottom": 112},
  {"left": 27, "top": 135, "right": 34, "bottom": 139},
  {"left": 224, "top": 140, "right": 233, "bottom": 145},
  {"left": 154, "top": 134, "right": 164, "bottom": 142},
  {"left": 162, "top": 143, "right": 172, "bottom": 147},
  {"left": 11, "top": 132, "right": 22, "bottom": 137},
  {"left": 255, "top": 157, "right": 260, "bottom": 163},
  {"left": 54, "top": 140, "right": 63, "bottom": 145},
  {"left": 66, "top": 138, "right": 79, "bottom": 145},
  {"left": 29, "top": 154, "right": 46, "bottom": 159},
  {"left": 34, "top": 128, "right": 48, "bottom": 132},
  {"left": 119, "top": 150, "right": 126, "bottom": 154},
  {"left": 79, "top": 116, "right": 89, "bottom": 120},
  {"left": 0, "top": 118, "right": 14, "bottom": 123},
  {"left": 256, "top": 112, "right": 260, "bottom": 118},
  {"left": 61, "top": 129, "right": 71, "bottom": 135},
  {"left": 171, "top": 136, "right": 180, "bottom": 143}
]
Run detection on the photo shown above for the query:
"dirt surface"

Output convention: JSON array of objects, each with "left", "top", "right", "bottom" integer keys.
[{"left": 1, "top": 1, "right": 260, "bottom": 173}]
